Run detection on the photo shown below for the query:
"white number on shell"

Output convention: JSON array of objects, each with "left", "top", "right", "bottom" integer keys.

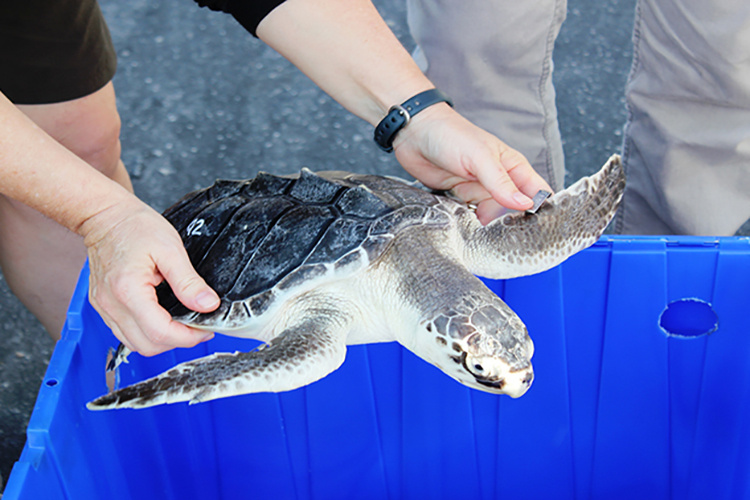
[{"left": 186, "top": 218, "right": 205, "bottom": 237}]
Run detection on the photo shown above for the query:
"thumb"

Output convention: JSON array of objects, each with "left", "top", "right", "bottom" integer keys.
[{"left": 157, "top": 252, "right": 220, "bottom": 313}]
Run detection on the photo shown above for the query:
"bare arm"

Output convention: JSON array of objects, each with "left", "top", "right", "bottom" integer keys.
[
  {"left": 0, "top": 92, "right": 130, "bottom": 232},
  {"left": 256, "top": 0, "right": 552, "bottom": 222},
  {"left": 0, "top": 91, "right": 219, "bottom": 355}
]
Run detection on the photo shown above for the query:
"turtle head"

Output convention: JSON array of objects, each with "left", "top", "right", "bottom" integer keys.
[
  {"left": 423, "top": 301, "right": 534, "bottom": 398},
  {"left": 460, "top": 332, "right": 534, "bottom": 398}
]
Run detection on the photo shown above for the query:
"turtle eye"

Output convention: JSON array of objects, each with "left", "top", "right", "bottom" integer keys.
[{"left": 461, "top": 353, "right": 488, "bottom": 377}]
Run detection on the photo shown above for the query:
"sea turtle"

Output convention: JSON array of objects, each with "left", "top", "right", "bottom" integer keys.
[{"left": 88, "top": 155, "right": 625, "bottom": 410}]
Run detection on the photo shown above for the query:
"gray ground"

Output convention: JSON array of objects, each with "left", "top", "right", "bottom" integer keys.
[{"left": 1, "top": 0, "right": 747, "bottom": 490}]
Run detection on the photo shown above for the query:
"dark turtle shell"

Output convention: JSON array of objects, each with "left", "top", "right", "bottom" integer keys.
[{"left": 156, "top": 169, "right": 454, "bottom": 329}]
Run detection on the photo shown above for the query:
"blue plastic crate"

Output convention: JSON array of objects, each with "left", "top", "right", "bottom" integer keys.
[{"left": 6, "top": 236, "right": 750, "bottom": 499}]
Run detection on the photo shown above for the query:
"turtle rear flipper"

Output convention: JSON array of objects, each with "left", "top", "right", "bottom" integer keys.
[
  {"left": 87, "top": 304, "right": 350, "bottom": 410},
  {"left": 107, "top": 343, "right": 131, "bottom": 372},
  {"left": 465, "top": 154, "right": 625, "bottom": 279}
]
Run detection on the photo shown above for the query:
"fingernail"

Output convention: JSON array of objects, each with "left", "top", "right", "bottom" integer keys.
[
  {"left": 513, "top": 192, "right": 533, "bottom": 207},
  {"left": 200, "top": 332, "right": 215, "bottom": 342},
  {"left": 196, "top": 290, "right": 220, "bottom": 310}
]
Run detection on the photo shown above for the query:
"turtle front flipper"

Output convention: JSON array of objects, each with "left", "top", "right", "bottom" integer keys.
[
  {"left": 464, "top": 154, "right": 625, "bottom": 279},
  {"left": 87, "top": 307, "right": 350, "bottom": 410}
]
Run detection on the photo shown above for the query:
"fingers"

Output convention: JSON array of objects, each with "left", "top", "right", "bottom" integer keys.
[
  {"left": 116, "top": 283, "right": 215, "bottom": 356},
  {"left": 83, "top": 201, "right": 219, "bottom": 358},
  {"left": 155, "top": 247, "right": 220, "bottom": 314},
  {"left": 474, "top": 199, "right": 509, "bottom": 225},
  {"left": 94, "top": 288, "right": 216, "bottom": 358},
  {"left": 392, "top": 104, "right": 554, "bottom": 220},
  {"left": 472, "top": 156, "right": 534, "bottom": 211},
  {"left": 498, "top": 147, "right": 554, "bottom": 200},
  {"left": 470, "top": 146, "right": 553, "bottom": 213},
  {"left": 89, "top": 260, "right": 216, "bottom": 357}
]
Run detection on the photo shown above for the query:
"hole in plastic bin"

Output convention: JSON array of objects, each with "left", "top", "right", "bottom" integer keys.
[
  {"left": 659, "top": 298, "right": 719, "bottom": 338},
  {"left": 46, "top": 379, "right": 59, "bottom": 387}
]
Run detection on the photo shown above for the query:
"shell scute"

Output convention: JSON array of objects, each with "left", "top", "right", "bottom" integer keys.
[
  {"left": 224, "top": 301, "right": 252, "bottom": 328},
  {"left": 288, "top": 168, "right": 342, "bottom": 203},
  {"left": 361, "top": 234, "right": 393, "bottom": 260},
  {"left": 388, "top": 186, "right": 441, "bottom": 206},
  {"left": 179, "top": 196, "right": 248, "bottom": 266},
  {"left": 335, "top": 185, "right": 391, "bottom": 218},
  {"left": 242, "top": 172, "right": 294, "bottom": 198},
  {"left": 248, "top": 290, "right": 274, "bottom": 316},
  {"left": 226, "top": 205, "right": 335, "bottom": 300},
  {"left": 334, "top": 249, "right": 364, "bottom": 271},
  {"left": 370, "top": 205, "right": 427, "bottom": 235},
  {"left": 162, "top": 190, "right": 210, "bottom": 227},
  {"left": 276, "top": 264, "right": 329, "bottom": 292},
  {"left": 208, "top": 179, "right": 247, "bottom": 200},
  {"left": 305, "top": 218, "right": 371, "bottom": 265}
]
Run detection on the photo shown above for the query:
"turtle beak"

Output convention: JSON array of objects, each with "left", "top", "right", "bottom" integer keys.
[
  {"left": 461, "top": 352, "right": 534, "bottom": 397},
  {"left": 503, "top": 368, "right": 534, "bottom": 398}
]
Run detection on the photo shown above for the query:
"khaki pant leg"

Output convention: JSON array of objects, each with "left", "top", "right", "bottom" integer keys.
[
  {"left": 406, "top": 0, "right": 568, "bottom": 191},
  {"left": 616, "top": 0, "right": 750, "bottom": 235}
]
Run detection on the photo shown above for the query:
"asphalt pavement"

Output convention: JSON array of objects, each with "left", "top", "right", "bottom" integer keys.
[{"left": 2, "top": 0, "right": 745, "bottom": 489}]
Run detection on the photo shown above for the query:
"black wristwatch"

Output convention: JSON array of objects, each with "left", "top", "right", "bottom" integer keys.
[{"left": 373, "top": 89, "right": 453, "bottom": 152}]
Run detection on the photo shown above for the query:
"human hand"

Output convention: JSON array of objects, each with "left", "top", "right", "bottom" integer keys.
[
  {"left": 392, "top": 103, "right": 553, "bottom": 225},
  {"left": 80, "top": 198, "right": 220, "bottom": 356}
]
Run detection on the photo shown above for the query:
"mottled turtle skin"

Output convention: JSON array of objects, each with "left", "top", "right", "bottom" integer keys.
[{"left": 89, "top": 155, "right": 625, "bottom": 410}]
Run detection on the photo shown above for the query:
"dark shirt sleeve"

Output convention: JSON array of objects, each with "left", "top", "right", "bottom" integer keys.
[{"left": 194, "top": 0, "right": 287, "bottom": 37}]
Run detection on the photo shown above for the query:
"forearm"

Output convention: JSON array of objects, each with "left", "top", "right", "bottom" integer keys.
[
  {"left": 256, "top": 0, "right": 435, "bottom": 126},
  {"left": 208, "top": 0, "right": 550, "bottom": 218},
  {"left": 0, "top": 92, "right": 135, "bottom": 235}
]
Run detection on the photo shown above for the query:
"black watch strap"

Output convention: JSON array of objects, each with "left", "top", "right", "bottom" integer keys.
[{"left": 373, "top": 89, "right": 453, "bottom": 152}]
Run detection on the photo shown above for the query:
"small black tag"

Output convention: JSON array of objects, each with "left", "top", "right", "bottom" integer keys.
[{"left": 526, "top": 190, "right": 552, "bottom": 214}]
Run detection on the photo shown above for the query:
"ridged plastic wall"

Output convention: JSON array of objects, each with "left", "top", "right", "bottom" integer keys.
[{"left": 6, "top": 236, "right": 750, "bottom": 500}]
